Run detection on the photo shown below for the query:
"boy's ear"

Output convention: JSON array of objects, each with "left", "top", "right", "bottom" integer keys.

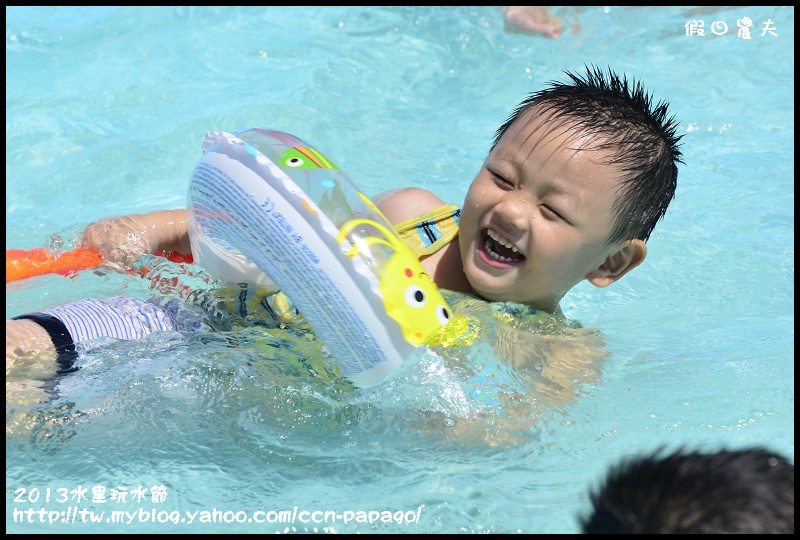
[{"left": 586, "top": 239, "right": 647, "bottom": 288}]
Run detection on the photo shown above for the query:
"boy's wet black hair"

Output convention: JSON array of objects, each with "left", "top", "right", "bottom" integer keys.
[
  {"left": 492, "top": 65, "right": 685, "bottom": 244},
  {"left": 579, "top": 446, "right": 794, "bottom": 534}
]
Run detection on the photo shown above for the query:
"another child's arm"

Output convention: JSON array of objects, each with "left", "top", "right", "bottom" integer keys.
[
  {"left": 6, "top": 318, "right": 57, "bottom": 375},
  {"left": 7, "top": 318, "right": 64, "bottom": 435},
  {"left": 81, "top": 209, "right": 191, "bottom": 269}
]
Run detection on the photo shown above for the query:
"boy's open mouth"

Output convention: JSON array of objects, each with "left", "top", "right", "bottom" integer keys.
[{"left": 481, "top": 228, "right": 526, "bottom": 265}]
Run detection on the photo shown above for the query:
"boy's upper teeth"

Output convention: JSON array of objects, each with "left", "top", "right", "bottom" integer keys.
[{"left": 487, "top": 229, "right": 519, "bottom": 253}]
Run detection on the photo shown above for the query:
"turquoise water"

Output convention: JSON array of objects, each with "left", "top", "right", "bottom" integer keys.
[{"left": 6, "top": 6, "right": 794, "bottom": 533}]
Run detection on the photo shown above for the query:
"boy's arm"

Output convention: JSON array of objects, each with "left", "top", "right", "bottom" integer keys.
[
  {"left": 81, "top": 209, "right": 191, "bottom": 269},
  {"left": 494, "top": 324, "right": 607, "bottom": 402},
  {"left": 418, "top": 326, "right": 608, "bottom": 447}
]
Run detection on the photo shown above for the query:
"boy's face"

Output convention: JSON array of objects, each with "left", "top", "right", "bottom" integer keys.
[{"left": 458, "top": 110, "right": 627, "bottom": 311}]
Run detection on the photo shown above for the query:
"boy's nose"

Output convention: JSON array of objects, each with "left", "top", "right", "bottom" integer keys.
[{"left": 493, "top": 192, "right": 530, "bottom": 232}]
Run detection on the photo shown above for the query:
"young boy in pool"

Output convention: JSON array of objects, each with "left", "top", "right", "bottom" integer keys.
[{"left": 7, "top": 66, "right": 683, "bottom": 414}]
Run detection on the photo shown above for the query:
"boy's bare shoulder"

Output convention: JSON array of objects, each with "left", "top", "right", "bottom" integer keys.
[{"left": 373, "top": 187, "right": 447, "bottom": 226}]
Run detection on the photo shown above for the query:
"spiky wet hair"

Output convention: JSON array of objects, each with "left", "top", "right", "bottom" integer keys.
[{"left": 492, "top": 65, "right": 685, "bottom": 243}]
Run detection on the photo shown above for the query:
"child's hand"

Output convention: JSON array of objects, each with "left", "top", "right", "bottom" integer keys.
[
  {"left": 81, "top": 215, "right": 152, "bottom": 270},
  {"left": 503, "top": 6, "right": 565, "bottom": 39}
]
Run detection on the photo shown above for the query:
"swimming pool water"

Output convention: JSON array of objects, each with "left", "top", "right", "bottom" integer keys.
[{"left": 6, "top": 6, "right": 794, "bottom": 533}]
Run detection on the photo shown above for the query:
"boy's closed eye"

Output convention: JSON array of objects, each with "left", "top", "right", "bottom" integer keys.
[
  {"left": 488, "top": 168, "right": 571, "bottom": 224},
  {"left": 540, "top": 204, "right": 567, "bottom": 222},
  {"left": 488, "top": 168, "right": 516, "bottom": 190}
]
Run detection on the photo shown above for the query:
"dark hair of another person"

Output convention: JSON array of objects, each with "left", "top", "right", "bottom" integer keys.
[{"left": 579, "top": 446, "right": 794, "bottom": 534}]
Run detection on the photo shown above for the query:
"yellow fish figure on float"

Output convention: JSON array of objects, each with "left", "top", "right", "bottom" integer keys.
[
  {"left": 279, "top": 145, "right": 456, "bottom": 346},
  {"left": 338, "top": 214, "right": 452, "bottom": 345}
]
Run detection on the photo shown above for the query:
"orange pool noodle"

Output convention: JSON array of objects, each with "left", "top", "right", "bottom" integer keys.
[
  {"left": 6, "top": 248, "right": 104, "bottom": 283},
  {"left": 6, "top": 248, "right": 194, "bottom": 283}
]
